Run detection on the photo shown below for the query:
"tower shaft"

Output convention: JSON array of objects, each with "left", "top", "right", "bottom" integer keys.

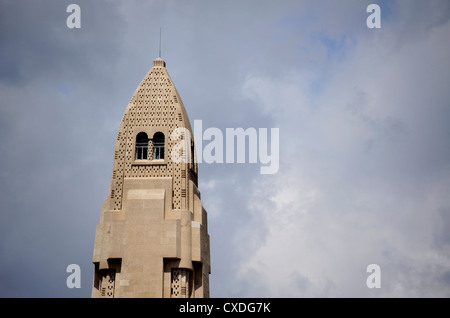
[{"left": 92, "top": 58, "right": 210, "bottom": 298}]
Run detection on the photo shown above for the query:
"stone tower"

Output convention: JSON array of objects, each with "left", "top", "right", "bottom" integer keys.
[{"left": 92, "top": 57, "right": 210, "bottom": 298}]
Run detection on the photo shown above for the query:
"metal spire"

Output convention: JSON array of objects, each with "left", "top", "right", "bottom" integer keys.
[{"left": 159, "top": 27, "right": 162, "bottom": 58}]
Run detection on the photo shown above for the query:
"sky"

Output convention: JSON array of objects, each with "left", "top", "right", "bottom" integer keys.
[{"left": 0, "top": 0, "right": 449, "bottom": 297}]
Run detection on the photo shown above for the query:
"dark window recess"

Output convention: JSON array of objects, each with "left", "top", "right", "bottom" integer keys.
[
  {"left": 153, "top": 132, "right": 165, "bottom": 160},
  {"left": 136, "top": 132, "right": 149, "bottom": 160}
]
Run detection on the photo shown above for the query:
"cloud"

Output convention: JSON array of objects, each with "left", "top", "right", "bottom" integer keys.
[
  {"left": 0, "top": 0, "right": 128, "bottom": 297},
  {"left": 0, "top": 0, "right": 126, "bottom": 86},
  {"left": 231, "top": 1, "right": 450, "bottom": 297},
  {"left": 235, "top": 158, "right": 450, "bottom": 297}
]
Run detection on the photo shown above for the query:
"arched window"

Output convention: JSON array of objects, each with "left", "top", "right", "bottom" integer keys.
[
  {"left": 153, "top": 132, "right": 165, "bottom": 160},
  {"left": 135, "top": 132, "right": 149, "bottom": 160}
]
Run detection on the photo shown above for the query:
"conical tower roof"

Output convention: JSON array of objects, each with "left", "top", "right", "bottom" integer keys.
[
  {"left": 123, "top": 57, "right": 193, "bottom": 136},
  {"left": 108, "top": 57, "right": 198, "bottom": 211}
]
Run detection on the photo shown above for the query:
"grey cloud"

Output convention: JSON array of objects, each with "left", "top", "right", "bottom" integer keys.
[
  {"left": 440, "top": 271, "right": 450, "bottom": 287},
  {"left": 434, "top": 208, "right": 450, "bottom": 249},
  {"left": 0, "top": 0, "right": 126, "bottom": 85},
  {"left": 230, "top": 1, "right": 450, "bottom": 298}
]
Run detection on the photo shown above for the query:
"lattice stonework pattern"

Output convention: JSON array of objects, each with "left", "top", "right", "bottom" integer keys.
[
  {"left": 109, "top": 59, "right": 196, "bottom": 211},
  {"left": 171, "top": 268, "right": 191, "bottom": 298},
  {"left": 100, "top": 270, "right": 116, "bottom": 298}
]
